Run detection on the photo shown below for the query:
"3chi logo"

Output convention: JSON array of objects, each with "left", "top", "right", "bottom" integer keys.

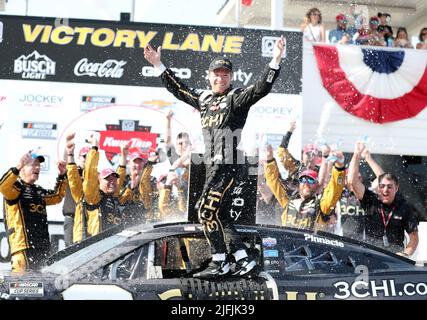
[{"left": 14, "top": 50, "right": 56, "bottom": 79}]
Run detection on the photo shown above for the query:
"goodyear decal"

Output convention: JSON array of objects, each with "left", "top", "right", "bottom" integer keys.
[{"left": 22, "top": 24, "right": 244, "bottom": 53}]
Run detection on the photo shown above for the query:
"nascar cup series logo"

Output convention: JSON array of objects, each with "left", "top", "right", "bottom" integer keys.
[
  {"left": 74, "top": 58, "right": 126, "bottom": 78},
  {"left": 13, "top": 50, "right": 56, "bottom": 79}
]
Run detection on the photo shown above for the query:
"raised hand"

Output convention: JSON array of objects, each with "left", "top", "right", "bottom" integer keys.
[
  {"left": 87, "top": 132, "right": 100, "bottom": 148},
  {"left": 354, "top": 141, "right": 366, "bottom": 157},
  {"left": 66, "top": 132, "right": 76, "bottom": 156},
  {"left": 17, "top": 151, "right": 33, "bottom": 170},
  {"left": 144, "top": 43, "right": 162, "bottom": 68},
  {"left": 120, "top": 140, "right": 130, "bottom": 156},
  {"left": 273, "top": 35, "right": 286, "bottom": 64},
  {"left": 266, "top": 144, "right": 274, "bottom": 161},
  {"left": 330, "top": 150, "right": 345, "bottom": 168},
  {"left": 57, "top": 160, "right": 67, "bottom": 175},
  {"left": 287, "top": 120, "right": 296, "bottom": 133},
  {"left": 166, "top": 110, "right": 174, "bottom": 122}
]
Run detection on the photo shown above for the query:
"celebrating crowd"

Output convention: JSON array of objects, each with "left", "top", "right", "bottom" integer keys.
[{"left": 302, "top": 7, "right": 427, "bottom": 49}]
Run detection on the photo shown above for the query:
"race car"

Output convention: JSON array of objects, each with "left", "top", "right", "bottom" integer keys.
[{"left": 0, "top": 221, "right": 426, "bottom": 300}]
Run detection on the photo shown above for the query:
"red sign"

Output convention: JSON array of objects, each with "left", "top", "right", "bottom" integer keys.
[{"left": 99, "top": 130, "right": 157, "bottom": 158}]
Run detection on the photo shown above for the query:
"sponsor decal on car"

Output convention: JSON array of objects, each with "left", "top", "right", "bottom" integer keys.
[
  {"left": 304, "top": 233, "right": 344, "bottom": 248},
  {"left": 263, "top": 249, "right": 279, "bottom": 258},
  {"left": 9, "top": 282, "right": 44, "bottom": 297},
  {"left": 14, "top": 50, "right": 56, "bottom": 79},
  {"left": 262, "top": 237, "right": 277, "bottom": 248},
  {"left": 22, "top": 122, "right": 58, "bottom": 140}
]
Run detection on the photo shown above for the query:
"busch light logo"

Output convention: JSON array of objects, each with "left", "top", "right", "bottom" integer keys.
[
  {"left": 74, "top": 58, "right": 126, "bottom": 78},
  {"left": 261, "top": 36, "right": 286, "bottom": 58},
  {"left": 14, "top": 51, "right": 56, "bottom": 79}
]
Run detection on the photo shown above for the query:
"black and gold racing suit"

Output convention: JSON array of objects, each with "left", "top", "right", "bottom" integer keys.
[
  {"left": 160, "top": 63, "right": 280, "bottom": 255},
  {"left": 79, "top": 147, "right": 126, "bottom": 237},
  {"left": 264, "top": 158, "right": 345, "bottom": 230},
  {"left": 0, "top": 168, "right": 67, "bottom": 272}
]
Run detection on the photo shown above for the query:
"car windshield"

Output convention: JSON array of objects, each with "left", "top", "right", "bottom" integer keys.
[{"left": 42, "top": 234, "right": 128, "bottom": 275}]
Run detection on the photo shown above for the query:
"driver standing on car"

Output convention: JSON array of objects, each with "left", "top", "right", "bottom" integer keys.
[{"left": 144, "top": 36, "right": 285, "bottom": 278}]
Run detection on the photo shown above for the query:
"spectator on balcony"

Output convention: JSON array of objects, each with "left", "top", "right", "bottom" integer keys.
[
  {"left": 356, "top": 16, "right": 385, "bottom": 47},
  {"left": 416, "top": 27, "right": 427, "bottom": 49},
  {"left": 301, "top": 8, "right": 325, "bottom": 43},
  {"left": 328, "top": 13, "right": 356, "bottom": 45},
  {"left": 394, "top": 27, "right": 414, "bottom": 49},
  {"left": 377, "top": 12, "right": 394, "bottom": 44}
]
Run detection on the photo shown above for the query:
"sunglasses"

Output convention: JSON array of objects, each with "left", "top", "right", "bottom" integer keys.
[{"left": 299, "top": 177, "right": 317, "bottom": 185}]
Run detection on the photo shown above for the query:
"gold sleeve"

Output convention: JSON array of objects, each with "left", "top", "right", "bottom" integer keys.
[
  {"left": 83, "top": 148, "right": 100, "bottom": 206},
  {"left": 319, "top": 166, "right": 345, "bottom": 216},
  {"left": 276, "top": 146, "right": 299, "bottom": 176},
  {"left": 139, "top": 163, "right": 153, "bottom": 210},
  {"left": 66, "top": 164, "right": 83, "bottom": 203},
  {"left": 43, "top": 176, "right": 68, "bottom": 205},
  {"left": 264, "top": 159, "right": 289, "bottom": 209},
  {"left": 116, "top": 165, "right": 127, "bottom": 197},
  {"left": 0, "top": 168, "right": 21, "bottom": 200}
]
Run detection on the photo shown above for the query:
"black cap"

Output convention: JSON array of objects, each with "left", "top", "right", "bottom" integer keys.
[{"left": 208, "top": 57, "right": 232, "bottom": 72}]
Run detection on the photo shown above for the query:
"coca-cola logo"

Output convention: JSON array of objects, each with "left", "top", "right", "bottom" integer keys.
[{"left": 74, "top": 58, "right": 127, "bottom": 78}]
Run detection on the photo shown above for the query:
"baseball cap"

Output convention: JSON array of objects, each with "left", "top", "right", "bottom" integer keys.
[
  {"left": 303, "top": 144, "right": 318, "bottom": 154},
  {"left": 79, "top": 146, "right": 91, "bottom": 157},
  {"left": 299, "top": 169, "right": 319, "bottom": 181},
  {"left": 370, "top": 16, "right": 379, "bottom": 24},
  {"left": 336, "top": 13, "right": 346, "bottom": 21},
  {"left": 99, "top": 168, "right": 119, "bottom": 179},
  {"left": 209, "top": 57, "right": 232, "bottom": 72},
  {"left": 129, "top": 151, "right": 145, "bottom": 162},
  {"left": 31, "top": 152, "right": 45, "bottom": 163}
]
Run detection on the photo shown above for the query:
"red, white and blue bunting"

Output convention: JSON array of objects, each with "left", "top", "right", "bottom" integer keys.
[{"left": 313, "top": 44, "right": 427, "bottom": 123}]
